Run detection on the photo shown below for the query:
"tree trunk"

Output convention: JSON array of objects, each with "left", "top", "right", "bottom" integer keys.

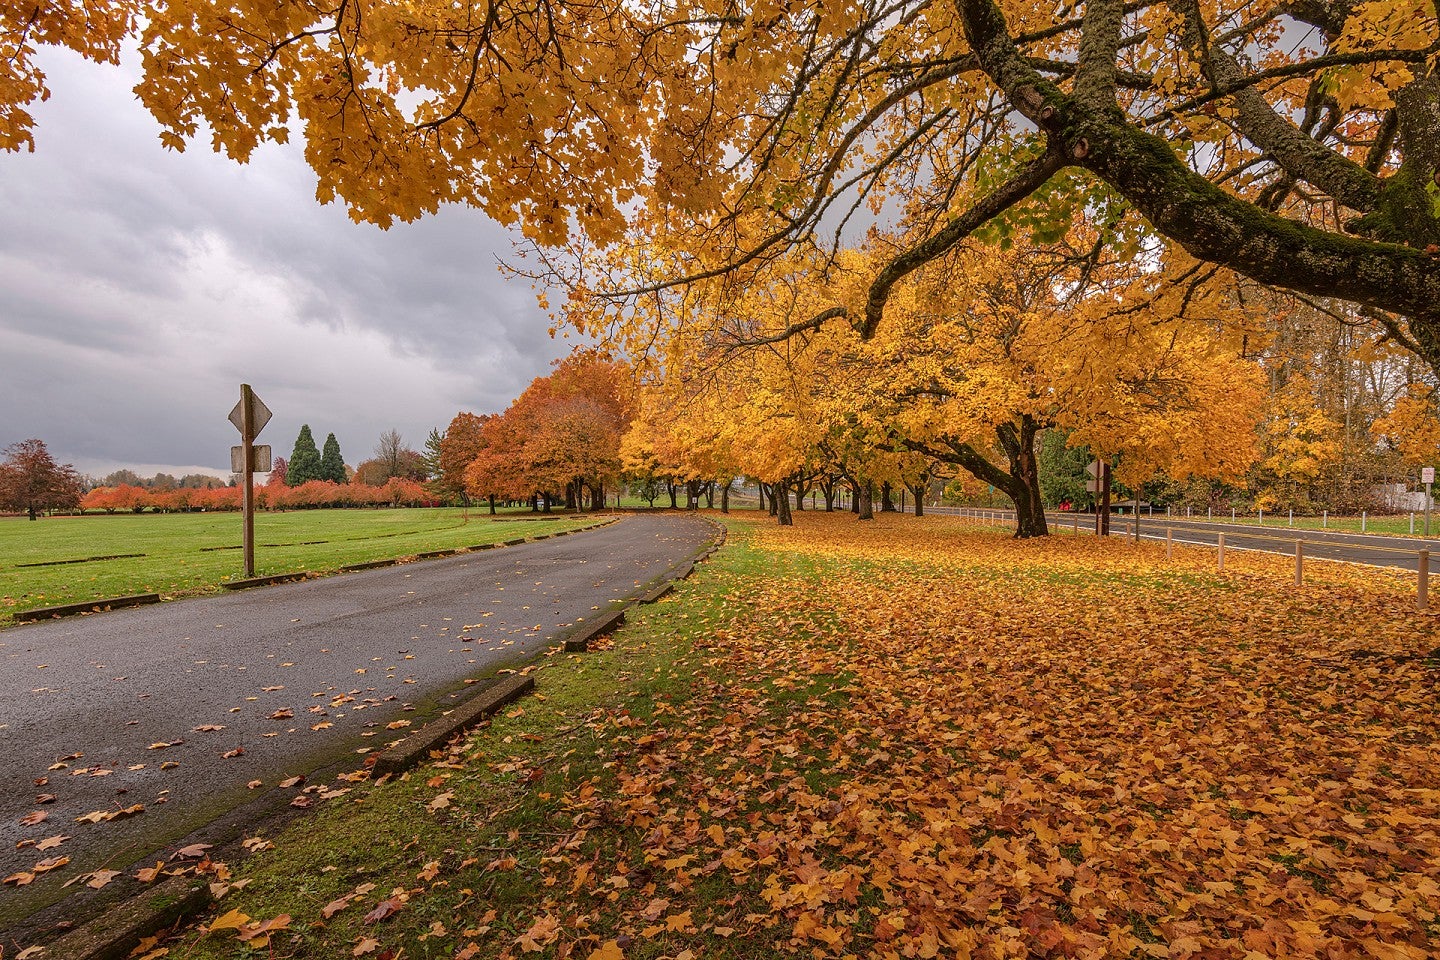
[
  {"left": 793, "top": 483, "right": 806, "bottom": 510},
  {"left": 668, "top": 482, "right": 678, "bottom": 509},
  {"left": 705, "top": 481, "right": 715, "bottom": 508},
  {"left": 911, "top": 483, "right": 926, "bottom": 517},
  {"left": 756, "top": 483, "right": 766, "bottom": 511},
  {"left": 850, "top": 484, "right": 860, "bottom": 514},
  {"left": 775, "top": 479, "right": 794, "bottom": 526},
  {"left": 721, "top": 481, "right": 730, "bottom": 513},
  {"left": 822, "top": 476, "right": 836, "bottom": 511},
  {"left": 488, "top": 495, "right": 496, "bottom": 516},
  {"left": 881, "top": 482, "right": 896, "bottom": 512},
  {"left": 857, "top": 482, "right": 874, "bottom": 520},
  {"left": 686, "top": 479, "right": 700, "bottom": 510},
  {"left": 767, "top": 484, "right": 779, "bottom": 516}
]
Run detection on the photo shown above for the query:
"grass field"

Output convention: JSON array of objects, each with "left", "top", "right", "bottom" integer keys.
[
  {"left": 108, "top": 511, "right": 1438, "bottom": 960},
  {"left": 0, "top": 508, "right": 599, "bottom": 627}
]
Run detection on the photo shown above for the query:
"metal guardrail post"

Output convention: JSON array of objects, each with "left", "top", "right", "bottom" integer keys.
[{"left": 1419, "top": 550, "right": 1430, "bottom": 612}]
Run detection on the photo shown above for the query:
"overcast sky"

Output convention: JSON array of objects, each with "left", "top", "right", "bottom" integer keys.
[{"left": 1, "top": 47, "right": 574, "bottom": 481}]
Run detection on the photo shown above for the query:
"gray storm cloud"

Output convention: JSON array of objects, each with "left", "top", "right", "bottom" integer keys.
[{"left": 1, "top": 46, "right": 569, "bottom": 479}]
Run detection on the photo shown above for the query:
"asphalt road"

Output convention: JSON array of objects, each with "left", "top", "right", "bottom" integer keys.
[
  {"left": 935, "top": 506, "right": 1440, "bottom": 571},
  {"left": 0, "top": 513, "right": 712, "bottom": 934}
]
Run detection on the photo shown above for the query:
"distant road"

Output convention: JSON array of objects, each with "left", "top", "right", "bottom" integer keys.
[
  {"left": 0, "top": 514, "right": 712, "bottom": 938},
  {"left": 928, "top": 506, "right": 1439, "bottom": 572}
]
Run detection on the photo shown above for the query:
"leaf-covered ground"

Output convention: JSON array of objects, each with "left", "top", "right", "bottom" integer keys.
[{"left": 112, "top": 513, "right": 1440, "bottom": 960}]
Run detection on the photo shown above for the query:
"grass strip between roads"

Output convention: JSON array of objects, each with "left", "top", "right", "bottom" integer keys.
[
  {"left": 88, "top": 511, "right": 1440, "bottom": 960},
  {"left": 0, "top": 509, "right": 597, "bottom": 628}
]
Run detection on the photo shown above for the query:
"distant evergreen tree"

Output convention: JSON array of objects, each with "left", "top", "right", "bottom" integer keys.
[
  {"left": 286, "top": 425, "right": 323, "bottom": 485},
  {"left": 320, "top": 432, "right": 348, "bottom": 484}
]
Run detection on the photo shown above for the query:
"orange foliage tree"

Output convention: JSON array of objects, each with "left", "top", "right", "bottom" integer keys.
[{"left": 466, "top": 355, "right": 631, "bottom": 512}]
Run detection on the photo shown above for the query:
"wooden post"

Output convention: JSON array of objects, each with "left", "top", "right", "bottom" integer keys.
[
  {"left": 240, "top": 384, "right": 256, "bottom": 579},
  {"left": 1217, "top": 532, "right": 1225, "bottom": 571},
  {"left": 1419, "top": 550, "right": 1430, "bottom": 612},
  {"left": 1166, "top": 527, "right": 1172, "bottom": 560},
  {"left": 1294, "top": 540, "right": 1303, "bottom": 586}
]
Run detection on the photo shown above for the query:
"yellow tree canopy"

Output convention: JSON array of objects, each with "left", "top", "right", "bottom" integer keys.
[{"left": 6, "top": 0, "right": 1439, "bottom": 371}]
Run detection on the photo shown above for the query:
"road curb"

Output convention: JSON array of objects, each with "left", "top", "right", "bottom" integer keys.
[
  {"left": 15, "top": 593, "right": 162, "bottom": 622},
  {"left": 220, "top": 572, "right": 314, "bottom": 590},
  {"left": 562, "top": 608, "right": 626, "bottom": 652},
  {"left": 38, "top": 876, "right": 210, "bottom": 960},
  {"left": 370, "top": 674, "right": 535, "bottom": 777}
]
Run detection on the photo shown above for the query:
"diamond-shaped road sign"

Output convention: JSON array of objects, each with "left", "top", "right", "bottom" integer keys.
[{"left": 229, "top": 390, "right": 272, "bottom": 438}]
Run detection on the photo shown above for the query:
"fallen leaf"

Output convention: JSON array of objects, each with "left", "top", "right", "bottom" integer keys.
[
  {"left": 20, "top": 811, "right": 47, "bottom": 826},
  {"left": 86, "top": 869, "right": 122, "bottom": 889},
  {"left": 208, "top": 907, "right": 251, "bottom": 932},
  {"left": 364, "top": 897, "right": 404, "bottom": 923}
]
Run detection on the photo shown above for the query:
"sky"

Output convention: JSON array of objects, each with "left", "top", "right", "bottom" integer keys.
[{"left": 1, "top": 47, "right": 575, "bottom": 481}]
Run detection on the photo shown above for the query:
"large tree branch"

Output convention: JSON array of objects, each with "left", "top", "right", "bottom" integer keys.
[
  {"left": 954, "top": 0, "right": 1440, "bottom": 369},
  {"left": 1073, "top": 0, "right": 1127, "bottom": 107},
  {"left": 1168, "top": 0, "right": 1383, "bottom": 213},
  {"left": 859, "top": 146, "right": 1063, "bottom": 339}
]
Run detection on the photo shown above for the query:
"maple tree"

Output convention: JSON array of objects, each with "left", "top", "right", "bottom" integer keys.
[
  {"left": 5, "top": 0, "right": 1437, "bottom": 380},
  {"left": 434, "top": 412, "right": 493, "bottom": 507},
  {"left": 0, "top": 438, "right": 82, "bottom": 520},
  {"left": 466, "top": 354, "right": 632, "bottom": 511},
  {"left": 1371, "top": 382, "right": 1440, "bottom": 468},
  {"left": 615, "top": 231, "right": 1262, "bottom": 534}
]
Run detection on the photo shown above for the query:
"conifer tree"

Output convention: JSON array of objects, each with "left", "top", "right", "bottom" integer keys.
[
  {"left": 286, "top": 425, "right": 323, "bottom": 485},
  {"left": 320, "top": 432, "right": 347, "bottom": 484}
]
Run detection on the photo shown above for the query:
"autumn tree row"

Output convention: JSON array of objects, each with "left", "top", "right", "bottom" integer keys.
[
  {"left": 81, "top": 478, "right": 434, "bottom": 513},
  {"left": 432, "top": 356, "right": 630, "bottom": 513}
]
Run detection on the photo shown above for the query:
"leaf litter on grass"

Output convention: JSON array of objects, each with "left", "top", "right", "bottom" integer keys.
[{"left": 157, "top": 513, "right": 1439, "bottom": 960}]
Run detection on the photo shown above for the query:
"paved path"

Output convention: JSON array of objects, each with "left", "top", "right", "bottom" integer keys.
[{"left": 0, "top": 514, "right": 712, "bottom": 934}]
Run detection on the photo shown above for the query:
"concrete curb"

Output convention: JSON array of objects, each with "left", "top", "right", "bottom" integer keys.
[
  {"left": 220, "top": 572, "right": 314, "bottom": 590},
  {"left": 338, "top": 558, "right": 401, "bottom": 572},
  {"left": 15, "top": 593, "right": 161, "bottom": 622},
  {"left": 638, "top": 581, "right": 674, "bottom": 604},
  {"left": 562, "top": 608, "right": 626, "bottom": 652},
  {"left": 371, "top": 674, "right": 535, "bottom": 777},
  {"left": 39, "top": 876, "right": 210, "bottom": 960}
]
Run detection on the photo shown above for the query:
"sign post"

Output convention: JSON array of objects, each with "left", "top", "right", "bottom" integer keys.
[
  {"left": 1424, "top": 466, "right": 1434, "bottom": 537},
  {"left": 228, "top": 385, "right": 272, "bottom": 578},
  {"left": 1086, "top": 460, "right": 1111, "bottom": 537}
]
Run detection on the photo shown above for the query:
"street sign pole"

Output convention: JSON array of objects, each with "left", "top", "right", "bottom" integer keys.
[
  {"left": 241, "top": 384, "right": 256, "bottom": 577},
  {"left": 1424, "top": 466, "right": 1434, "bottom": 537},
  {"left": 229, "top": 384, "right": 272, "bottom": 579},
  {"left": 1099, "top": 461, "right": 1111, "bottom": 537}
]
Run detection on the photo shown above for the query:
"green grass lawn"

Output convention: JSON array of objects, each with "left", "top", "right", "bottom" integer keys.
[{"left": 0, "top": 508, "right": 603, "bottom": 626}]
